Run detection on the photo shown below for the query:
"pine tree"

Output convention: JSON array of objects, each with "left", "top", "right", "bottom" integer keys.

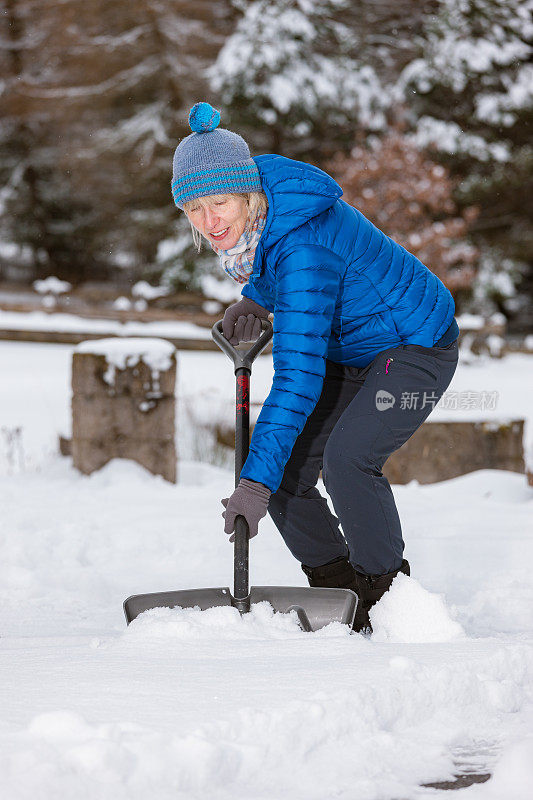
[
  {"left": 398, "top": 0, "right": 533, "bottom": 321},
  {"left": 0, "top": 1, "right": 235, "bottom": 285},
  {"left": 210, "top": 0, "right": 389, "bottom": 159}
]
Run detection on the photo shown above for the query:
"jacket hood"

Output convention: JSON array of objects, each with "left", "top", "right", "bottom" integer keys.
[{"left": 253, "top": 154, "right": 343, "bottom": 251}]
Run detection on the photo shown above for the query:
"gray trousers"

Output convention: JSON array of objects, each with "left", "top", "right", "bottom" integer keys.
[{"left": 268, "top": 342, "right": 459, "bottom": 575}]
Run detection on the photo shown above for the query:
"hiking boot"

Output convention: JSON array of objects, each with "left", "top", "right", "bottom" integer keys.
[{"left": 302, "top": 556, "right": 410, "bottom": 634}]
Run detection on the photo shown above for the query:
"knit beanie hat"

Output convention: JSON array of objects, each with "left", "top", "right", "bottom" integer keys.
[{"left": 171, "top": 102, "right": 262, "bottom": 209}]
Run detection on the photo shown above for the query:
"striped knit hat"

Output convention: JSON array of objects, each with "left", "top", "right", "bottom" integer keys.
[{"left": 171, "top": 102, "right": 262, "bottom": 209}]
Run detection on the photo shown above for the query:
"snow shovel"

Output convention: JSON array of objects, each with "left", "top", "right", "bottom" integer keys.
[{"left": 123, "top": 319, "right": 357, "bottom": 632}]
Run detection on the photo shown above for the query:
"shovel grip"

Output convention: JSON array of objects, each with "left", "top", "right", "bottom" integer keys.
[{"left": 211, "top": 319, "right": 273, "bottom": 373}]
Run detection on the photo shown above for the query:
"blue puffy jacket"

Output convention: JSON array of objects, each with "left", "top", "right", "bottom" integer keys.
[{"left": 240, "top": 154, "right": 455, "bottom": 492}]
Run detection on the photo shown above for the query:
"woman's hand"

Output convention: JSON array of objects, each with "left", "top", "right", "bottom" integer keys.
[
  {"left": 222, "top": 297, "right": 269, "bottom": 344},
  {"left": 221, "top": 478, "right": 271, "bottom": 540}
]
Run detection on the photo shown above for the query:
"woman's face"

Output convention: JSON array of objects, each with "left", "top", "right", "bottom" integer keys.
[{"left": 185, "top": 194, "right": 249, "bottom": 249}]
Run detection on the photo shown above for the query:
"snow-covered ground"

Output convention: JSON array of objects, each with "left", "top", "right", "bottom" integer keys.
[
  {"left": 1, "top": 341, "right": 532, "bottom": 799},
  {"left": 0, "top": 308, "right": 212, "bottom": 338}
]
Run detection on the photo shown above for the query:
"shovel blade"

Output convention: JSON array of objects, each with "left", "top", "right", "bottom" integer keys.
[
  {"left": 250, "top": 586, "right": 357, "bottom": 631},
  {"left": 123, "top": 587, "right": 232, "bottom": 624},
  {"left": 123, "top": 585, "right": 357, "bottom": 632}
]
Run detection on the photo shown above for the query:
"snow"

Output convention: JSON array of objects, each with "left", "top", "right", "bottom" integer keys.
[
  {"left": 1, "top": 341, "right": 532, "bottom": 798},
  {"left": 156, "top": 233, "right": 191, "bottom": 263},
  {"left": 211, "top": 0, "right": 388, "bottom": 133},
  {"left": 400, "top": 0, "right": 533, "bottom": 173},
  {"left": 25, "top": 59, "right": 158, "bottom": 100},
  {"left": 76, "top": 337, "right": 175, "bottom": 365},
  {"left": 0, "top": 241, "right": 34, "bottom": 264},
  {"left": 412, "top": 117, "right": 511, "bottom": 162},
  {"left": 464, "top": 734, "right": 533, "bottom": 800},
  {"left": 489, "top": 312, "right": 506, "bottom": 326},
  {"left": 33, "top": 276, "right": 72, "bottom": 295},
  {"left": 112, "top": 296, "right": 132, "bottom": 310},
  {"left": 0, "top": 309, "right": 211, "bottom": 339},
  {"left": 456, "top": 313, "right": 485, "bottom": 330},
  {"left": 202, "top": 300, "right": 223, "bottom": 315},
  {"left": 370, "top": 573, "right": 465, "bottom": 643},
  {"left": 476, "top": 64, "right": 533, "bottom": 127},
  {"left": 200, "top": 273, "right": 242, "bottom": 303},
  {"left": 131, "top": 280, "right": 170, "bottom": 300},
  {"left": 76, "top": 338, "right": 175, "bottom": 386}
]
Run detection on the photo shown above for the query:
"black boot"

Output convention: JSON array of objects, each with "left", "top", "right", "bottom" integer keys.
[
  {"left": 302, "top": 556, "right": 410, "bottom": 634},
  {"left": 351, "top": 560, "right": 410, "bottom": 633}
]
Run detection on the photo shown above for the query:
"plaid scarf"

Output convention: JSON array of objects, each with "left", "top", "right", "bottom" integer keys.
[{"left": 213, "top": 210, "right": 267, "bottom": 284}]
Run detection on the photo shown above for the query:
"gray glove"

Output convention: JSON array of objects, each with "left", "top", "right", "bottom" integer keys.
[
  {"left": 221, "top": 478, "right": 271, "bottom": 540},
  {"left": 222, "top": 297, "right": 269, "bottom": 345}
]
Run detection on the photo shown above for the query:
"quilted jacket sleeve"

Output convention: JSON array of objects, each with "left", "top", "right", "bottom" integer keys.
[
  {"left": 240, "top": 244, "right": 344, "bottom": 492},
  {"left": 241, "top": 281, "right": 274, "bottom": 313}
]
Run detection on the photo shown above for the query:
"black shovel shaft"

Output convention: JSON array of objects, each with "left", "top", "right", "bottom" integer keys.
[
  {"left": 211, "top": 320, "right": 273, "bottom": 606},
  {"left": 233, "top": 516, "right": 249, "bottom": 604},
  {"left": 233, "top": 367, "right": 250, "bottom": 601}
]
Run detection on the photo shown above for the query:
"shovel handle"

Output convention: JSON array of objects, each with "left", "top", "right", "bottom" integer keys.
[
  {"left": 211, "top": 318, "right": 273, "bottom": 606},
  {"left": 233, "top": 515, "right": 249, "bottom": 604},
  {"left": 211, "top": 319, "right": 273, "bottom": 373}
]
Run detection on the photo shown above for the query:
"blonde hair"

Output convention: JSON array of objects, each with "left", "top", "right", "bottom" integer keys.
[{"left": 183, "top": 191, "right": 268, "bottom": 252}]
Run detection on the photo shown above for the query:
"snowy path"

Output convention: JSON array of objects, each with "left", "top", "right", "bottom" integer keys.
[{"left": 1, "top": 342, "right": 532, "bottom": 798}]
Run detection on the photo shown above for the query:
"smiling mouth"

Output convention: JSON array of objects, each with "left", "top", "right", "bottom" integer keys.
[{"left": 210, "top": 227, "right": 230, "bottom": 240}]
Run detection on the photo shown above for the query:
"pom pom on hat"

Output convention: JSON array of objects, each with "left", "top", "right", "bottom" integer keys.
[{"left": 188, "top": 102, "right": 221, "bottom": 134}]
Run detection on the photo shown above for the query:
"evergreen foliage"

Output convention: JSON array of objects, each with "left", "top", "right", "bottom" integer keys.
[
  {"left": 0, "top": 0, "right": 231, "bottom": 285},
  {"left": 0, "top": 0, "right": 530, "bottom": 324},
  {"left": 210, "top": 0, "right": 388, "bottom": 158},
  {"left": 399, "top": 0, "right": 533, "bottom": 321}
]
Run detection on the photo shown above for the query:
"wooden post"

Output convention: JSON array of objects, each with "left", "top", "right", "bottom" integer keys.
[
  {"left": 71, "top": 338, "right": 177, "bottom": 482},
  {"left": 383, "top": 420, "right": 525, "bottom": 484}
]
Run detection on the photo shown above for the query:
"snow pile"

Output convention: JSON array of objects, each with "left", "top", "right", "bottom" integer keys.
[{"left": 371, "top": 573, "right": 465, "bottom": 643}]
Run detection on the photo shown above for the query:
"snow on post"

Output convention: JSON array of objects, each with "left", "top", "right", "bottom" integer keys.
[{"left": 71, "top": 338, "right": 177, "bottom": 483}]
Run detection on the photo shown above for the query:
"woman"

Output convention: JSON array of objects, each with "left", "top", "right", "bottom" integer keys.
[{"left": 172, "top": 102, "right": 459, "bottom": 632}]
